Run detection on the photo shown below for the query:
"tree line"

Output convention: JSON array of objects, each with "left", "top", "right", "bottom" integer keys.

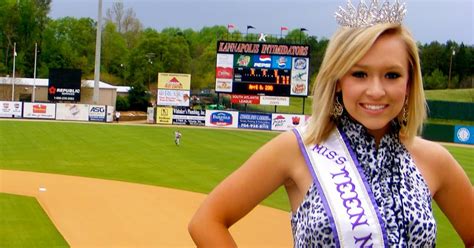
[{"left": 1, "top": 0, "right": 473, "bottom": 98}]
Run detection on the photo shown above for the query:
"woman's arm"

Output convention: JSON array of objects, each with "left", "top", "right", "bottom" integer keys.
[
  {"left": 415, "top": 138, "right": 474, "bottom": 246},
  {"left": 188, "top": 131, "right": 300, "bottom": 247}
]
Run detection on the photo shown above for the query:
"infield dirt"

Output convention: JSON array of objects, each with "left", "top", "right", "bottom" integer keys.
[{"left": 0, "top": 169, "right": 292, "bottom": 247}]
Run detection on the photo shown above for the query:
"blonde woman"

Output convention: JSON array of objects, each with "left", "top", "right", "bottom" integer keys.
[{"left": 189, "top": 1, "right": 474, "bottom": 246}]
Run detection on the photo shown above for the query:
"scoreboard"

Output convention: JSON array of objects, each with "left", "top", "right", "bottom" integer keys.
[{"left": 215, "top": 41, "right": 310, "bottom": 97}]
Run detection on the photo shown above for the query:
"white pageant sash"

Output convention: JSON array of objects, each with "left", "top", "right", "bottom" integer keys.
[{"left": 294, "top": 126, "right": 388, "bottom": 248}]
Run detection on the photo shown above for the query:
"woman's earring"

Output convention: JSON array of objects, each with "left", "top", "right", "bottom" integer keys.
[
  {"left": 400, "top": 97, "right": 408, "bottom": 127},
  {"left": 331, "top": 96, "right": 343, "bottom": 119}
]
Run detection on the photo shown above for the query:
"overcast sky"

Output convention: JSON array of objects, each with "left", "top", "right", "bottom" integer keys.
[{"left": 49, "top": 0, "right": 473, "bottom": 45}]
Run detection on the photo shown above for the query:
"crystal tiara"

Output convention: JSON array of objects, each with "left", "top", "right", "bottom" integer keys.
[{"left": 335, "top": 0, "right": 407, "bottom": 28}]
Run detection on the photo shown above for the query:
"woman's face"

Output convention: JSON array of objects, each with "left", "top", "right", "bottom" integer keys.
[{"left": 337, "top": 33, "right": 409, "bottom": 140}]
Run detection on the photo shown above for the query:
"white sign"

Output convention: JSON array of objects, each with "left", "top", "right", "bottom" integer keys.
[
  {"left": 0, "top": 101, "right": 22, "bottom": 118},
  {"left": 291, "top": 57, "right": 309, "bottom": 96},
  {"left": 157, "top": 89, "right": 190, "bottom": 107},
  {"left": 260, "top": 96, "right": 290, "bottom": 106},
  {"left": 23, "top": 102, "right": 56, "bottom": 119},
  {"left": 271, "top": 113, "right": 307, "bottom": 131},
  {"left": 56, "top": 103, "right": 89, "bottom": 121},
  {"left": 106, "top": 105, "right": 115, "bottom": 122}
]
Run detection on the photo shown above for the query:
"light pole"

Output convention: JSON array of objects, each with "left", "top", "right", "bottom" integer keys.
[
  {"left": 299, "top": 28, "right": 308, "bottom": 43},
  {"left": 145, "top": 53, "right": 155, "bottom": 89},
  {"left": 11, "top": 42, "right": 16, "bottom": 101},
  {"left": 93, "top": 0, "right": 103, "bottom": 104},
  {"left": 448, "top": 49, "right": 455, "bottom": 88},
  {"left": 32, "top": 42, "right": 38, "bottom": 102}
]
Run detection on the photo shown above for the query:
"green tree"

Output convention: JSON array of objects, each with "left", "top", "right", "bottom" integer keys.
[
  {"left": 40, "top": 17, "right": 96, "bottom": 77},
  {"left": 102, "top": 21, "right": 128, "bottom": 81},
  {"left": 0, "top": 0, "right": 51, "bottom": 77},
  {"left": 424, "top": 68, "right": 448, "bottom": 89},
  {"left": 127, "top": 82, "right": 151, "bottom": 111}
]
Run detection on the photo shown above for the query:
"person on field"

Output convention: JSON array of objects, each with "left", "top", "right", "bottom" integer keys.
[
  {"left": 175, "top": 130, "right": 182, "bottom": 146},
  {"left": 188, "top": 0, "right": 474, "bottom": 246},
  {"left": 115, "top": 111, "right": 121, "bottom": 123}
]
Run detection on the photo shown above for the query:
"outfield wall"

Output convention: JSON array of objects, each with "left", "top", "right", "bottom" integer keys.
[
  {"left": 2, "top": 101, "right": 472, "bottom": 144},
  {"left": 0, "top": 101, "right": 113, "bottom": 123}
]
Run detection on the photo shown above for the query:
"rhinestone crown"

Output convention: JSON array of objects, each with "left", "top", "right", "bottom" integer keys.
[{"left": 335, "top": 0, "right": 407, "bottom": 28}]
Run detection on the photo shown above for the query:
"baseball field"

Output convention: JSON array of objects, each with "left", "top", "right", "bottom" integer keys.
[{"left": 0, "top": 119, "right": 472, "bottom": 247}]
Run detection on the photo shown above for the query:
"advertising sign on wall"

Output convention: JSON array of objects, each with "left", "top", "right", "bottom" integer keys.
[
  {"left": 454, "top": 125, "right": 474, "bottom": 145},
  {"left": 157, "top": 89, "right": 190, "bottom": 107},
  {"left": 238, "top": 112, "right": 272, "bottom": 130},
  {"left": 271, "top": 113, "right": 307, "bottom": 131},
  {"left": 106, "top": 105, "right": 115, "bottom": 122},
  {"left": 156, "top": 107, "right": 173, "bottom": 124},
  {"left": 0, "top": 101, "right": 22, "bottom": 118},
  {"left": 231, "top": 94, "right": 260, "bottom": 104},
  {"left": 158, "top": 73, "right": 191, "bottom": 90},
  {"left": 260, "top": 96, "right": 290, "bottom": 106},
  {"left": 172, "top": 108, "right": 206, "bottom": 126},
  {"left": 56, "top": 103, "right": 89, "bottom": 121},
  {"left": 48, "top": 68, "right": 82, "bottom": 102},
  {"left": 88, "top": 105, "right": 107, "bottom": 122},
  {"left": 23, "top": 102, "right": 56, "bottom": 119},
  {"left": 205, "top": 110, "right": 239, "bottom": 128},
  {"left": 147, "top": 107, "right": 155, "bottom": 124}
]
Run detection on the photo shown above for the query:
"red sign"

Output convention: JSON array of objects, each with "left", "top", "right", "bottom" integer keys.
[{"left": 231, "top": 94, "right": 260, "bottom": 104}]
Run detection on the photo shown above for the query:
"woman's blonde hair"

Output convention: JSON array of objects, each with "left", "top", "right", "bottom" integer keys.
[{"left": 304, "top": 23, "right": 426, "bottom": 145}]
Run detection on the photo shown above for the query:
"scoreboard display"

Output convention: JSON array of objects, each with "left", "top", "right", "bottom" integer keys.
[{"left": 215, "top": 41, "right": 310, "bottom": 97}]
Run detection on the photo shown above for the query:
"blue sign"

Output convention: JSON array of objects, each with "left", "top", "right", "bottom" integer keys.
[
  {"left": 238, "top": 113, "right": 272, "bottom": 130},
  {"left": 454, "top": 126, "right": 474, "bottom": 144},
  {"left": 271, "top": 56, "right": 291, "bottom": 69},
  {"left": 210, "top": 112, "right": 233, "bottom": 126}
]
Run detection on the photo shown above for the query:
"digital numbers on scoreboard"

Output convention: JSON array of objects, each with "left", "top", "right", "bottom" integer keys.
[{"left": 215, "top": 41, "right": 310, "bottom": 97}]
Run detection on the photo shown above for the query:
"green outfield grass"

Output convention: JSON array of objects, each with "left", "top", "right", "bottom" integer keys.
[
  {"left": 425, "top": 88, "right": 474, "bottom": 103},
  {"left": 0, "top": 120, "right": 472, "bottom": 247},
  {"left": 0, "top": 193, "right": 68, "bottom": 247}
]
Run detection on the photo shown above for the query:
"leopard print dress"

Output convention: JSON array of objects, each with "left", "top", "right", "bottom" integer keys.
[{"left": 291, "top": 115, "right": 437, "bottom": 247}]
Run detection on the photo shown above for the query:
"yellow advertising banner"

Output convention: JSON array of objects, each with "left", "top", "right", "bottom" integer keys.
[
  {"left": 158, "top": 73, "right": 191, "bottom": 90},
  {"left": 156, "top": 107, "right": 173, "bottom": 124}
]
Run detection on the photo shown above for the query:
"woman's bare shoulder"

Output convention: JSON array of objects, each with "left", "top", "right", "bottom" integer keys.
[{"left": 407, "top": 137, "right": 453, "bottom": 166}]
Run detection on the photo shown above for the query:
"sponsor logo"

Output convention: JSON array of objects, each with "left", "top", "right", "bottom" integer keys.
[
  {"left": 164, "top": 77, "right": 183, "bottom": 89},
  {"left": 90, "top": 107, "right": 105, "bottom": 113},
  {"left": 457, "top": 127, "right": 470, "bottom": 142},
  {"left": 253, "top": 55, "right": 271, "bottom": 68},
  {"left": 3, "top": 103, "right": 9, "bottom": 108},
  {"left": 14, "top": 103, "right": 20, "bottom": 109},
  {"left": 216, "top": 67, "right": 233, "bottom": 79},
  {"left": 292, "top": 116, "right": 300, "bottom": 125},
  {"left": 277, "top": 56, "right": 288, "bottom": 68},
  {"left": 294, "top": 58, "right": 307, "bottom": 70},
  {"left": 33, "top": 104, "right": 47, "bottom": 113},
  {"left": 292, "top": 83, "right": 306, "bottom": 94},
  {"left": 273, "top": 115, "right": 286, "bottom": 127},
  {"left": 49, "top": 86, "right": 56, "bottom": 94},
  {"left": 210, "top": 112, "right": 233, "bottom": 126},
  {"left": 236, "top": 55, "right": 251, "bottom": 67}
]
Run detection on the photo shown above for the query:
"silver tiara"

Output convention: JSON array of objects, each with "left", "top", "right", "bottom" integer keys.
[{"left": 335, "top": 0, "right": 407, "bottom": 28}]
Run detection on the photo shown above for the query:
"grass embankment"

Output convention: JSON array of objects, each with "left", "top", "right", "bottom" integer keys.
[{"left": 0, "top": 120, "right": 472, "bottom": 247}]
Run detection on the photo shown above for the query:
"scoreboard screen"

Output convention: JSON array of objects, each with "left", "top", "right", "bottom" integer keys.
[{"left": 215, "top": 41, "right": 310, "bottom": 97}]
